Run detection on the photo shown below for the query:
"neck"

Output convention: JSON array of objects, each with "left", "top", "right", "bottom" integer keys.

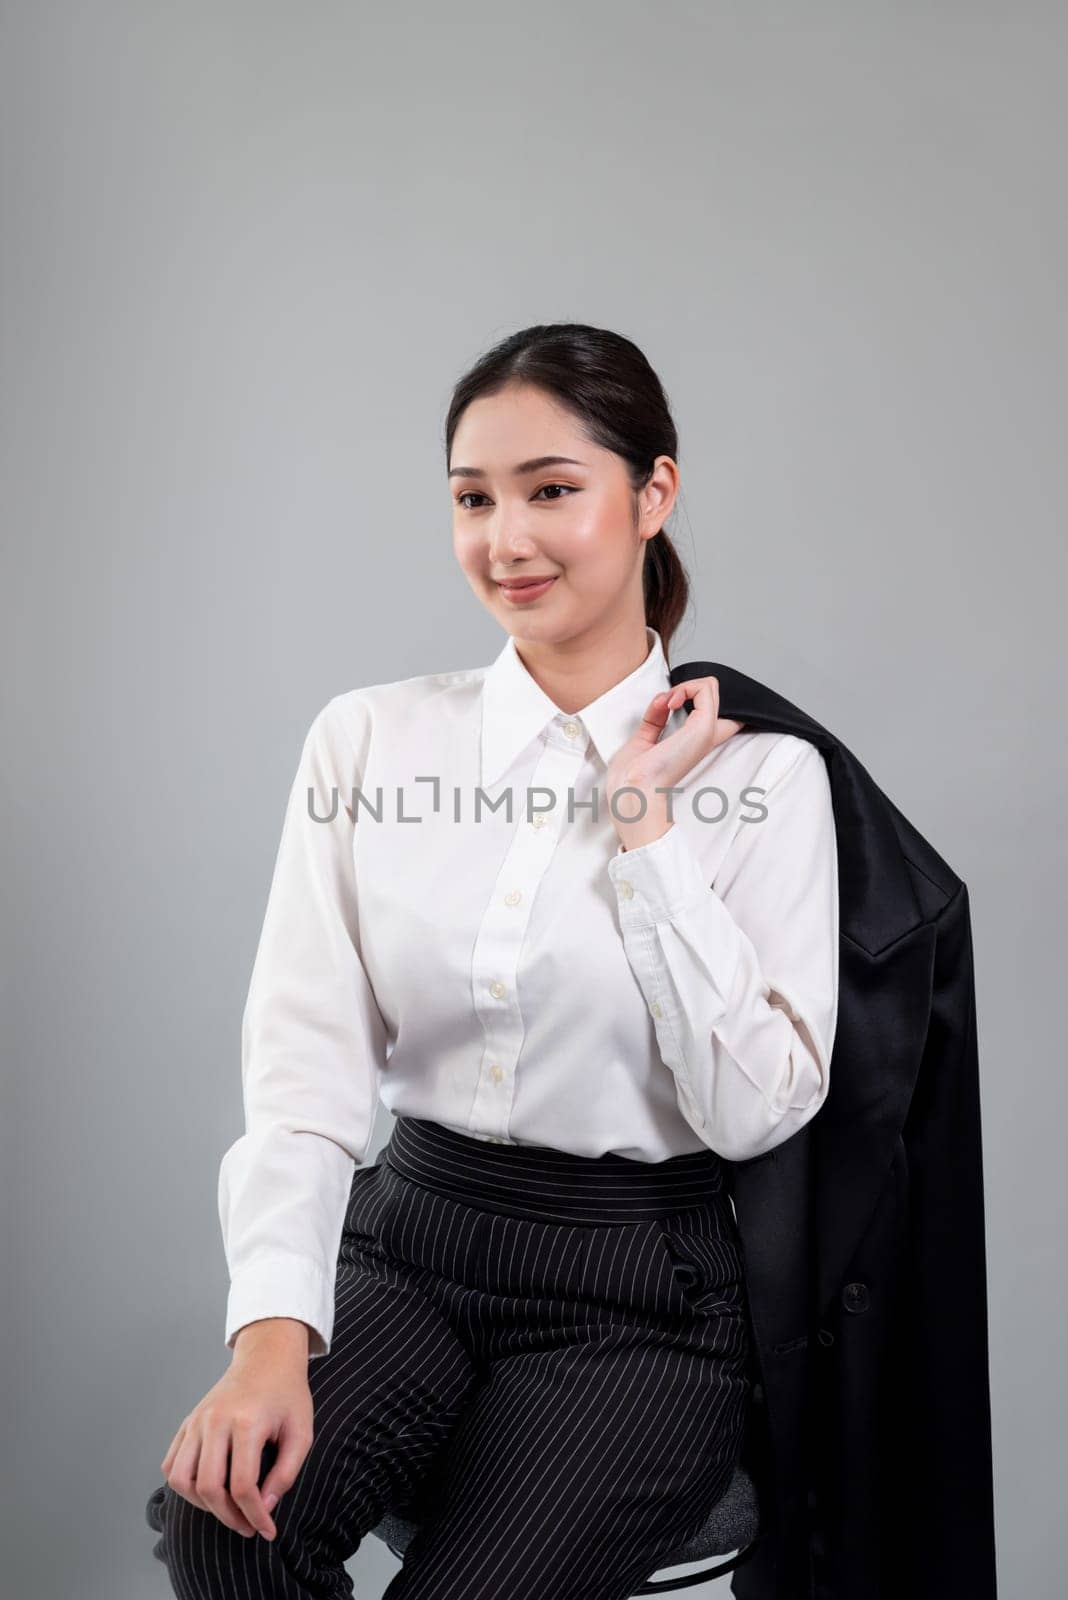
[{"left": 512, "top": 615, "right": 652, "bottom": 715}]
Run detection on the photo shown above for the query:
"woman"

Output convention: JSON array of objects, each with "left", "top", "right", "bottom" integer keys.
[{"left": 145, "top": 323, "right": 838, "bottom": 1598}]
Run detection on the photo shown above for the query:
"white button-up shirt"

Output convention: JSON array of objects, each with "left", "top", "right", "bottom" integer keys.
[{"left": 219, "top": 626, "right": 838, "bottom": 1355}]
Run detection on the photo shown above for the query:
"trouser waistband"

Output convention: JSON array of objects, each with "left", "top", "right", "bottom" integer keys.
[{"left": 383, "top": 1116, "right": 727, "bottom": 1224}]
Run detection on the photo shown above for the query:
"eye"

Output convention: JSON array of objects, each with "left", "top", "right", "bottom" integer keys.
[{"left": 454, "top": 484, "right": 578, "bottom": 510}]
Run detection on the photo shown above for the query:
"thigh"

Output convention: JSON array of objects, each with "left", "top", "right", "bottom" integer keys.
[
  {"left": 384, "top": 1312, "right": 750, "bottom": 1600},
  {"left": 146, "top": 1246, "right": 481, "bottom": 1597}
]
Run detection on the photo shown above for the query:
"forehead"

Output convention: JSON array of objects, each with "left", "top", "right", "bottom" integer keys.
[{"left": 450, "top": 385, "right": 594, "bottom": 471}]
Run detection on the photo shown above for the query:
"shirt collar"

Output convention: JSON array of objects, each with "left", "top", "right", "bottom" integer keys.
[{"left": 479, "top": 625, "right": 671, "bottom": 787}]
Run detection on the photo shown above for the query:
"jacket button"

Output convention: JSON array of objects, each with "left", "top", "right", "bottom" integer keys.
[
  {"left": 841, "top": 1281, "right": 870, "bottom": 1314},
  {"left": 817, "top": 1327, "right": 835, "bottom": 1347}
]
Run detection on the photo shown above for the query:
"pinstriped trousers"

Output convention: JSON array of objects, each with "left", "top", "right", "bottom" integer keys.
[{"left": 145, "top": 1117, "right": 752, "bottom": 1599}]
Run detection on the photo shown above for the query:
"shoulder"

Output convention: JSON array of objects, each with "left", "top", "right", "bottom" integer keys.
[
  {"left": 305, "top": 661, "right": 487, "bottom": 756},
  {"left": 701, "top": 725, "right": 827, "bottom": 791}
]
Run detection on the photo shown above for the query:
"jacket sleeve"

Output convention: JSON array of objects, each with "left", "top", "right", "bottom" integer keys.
[
  {"left": 894, "top": 880, "right": 998, "bottom": 1593},
  {"left": 605, "top": 738, "right": 838, "bottom": 1162},
  {"left": 217, "top": 696, "right": 388, "bottom": 1359}
]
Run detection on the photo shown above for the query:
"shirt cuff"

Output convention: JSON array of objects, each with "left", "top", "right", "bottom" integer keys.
[
  {"left": 607, "top": 823, "right": 716, "bottom": 928},
  {"left": 224, "top": 1251, "right": 334, "bottom": 1360}
]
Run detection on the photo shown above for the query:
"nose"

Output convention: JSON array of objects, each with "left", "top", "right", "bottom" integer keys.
[{"left": 487, "top": 523, "right": 539, "bottom": 567}]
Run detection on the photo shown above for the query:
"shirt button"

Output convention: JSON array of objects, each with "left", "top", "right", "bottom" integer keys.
[
  {"left": 650, "top": 1001, "right": 663, "bottom": 1018},
  {"left": 531, "top": 815, "right": 547, "bottom": 829},
  {"left": 489, "top": 1063, "right": 504, "bottom": 1083},
  {"left": 504, "top": 889, "right": 522, "bottom": 906},
  {"left": 563, "top": 720, "right": 582, "bottom": 739},
  {"left": 618, "top": 880, "right": 634, "bottom": 900},
  {"left": 489, "top": 980, "right": 506, "bottom": 999}
]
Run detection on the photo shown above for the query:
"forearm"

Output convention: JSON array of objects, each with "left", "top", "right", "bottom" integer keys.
[{"left": 606, "top": 749, "right": 838, "bottom": 1161}]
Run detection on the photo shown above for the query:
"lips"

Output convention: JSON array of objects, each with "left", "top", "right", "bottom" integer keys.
[{"left": 496, "top": 574, "right": 559, "bottom": 604}]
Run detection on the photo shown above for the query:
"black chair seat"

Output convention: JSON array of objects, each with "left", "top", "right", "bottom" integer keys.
[{"left": 369, "top": 1459, "right": 762, "bottom": 1591}]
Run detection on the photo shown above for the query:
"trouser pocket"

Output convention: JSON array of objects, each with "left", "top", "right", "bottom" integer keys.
[{"left": 653, "top": 1206, "right": 748, "bottom": 1320}]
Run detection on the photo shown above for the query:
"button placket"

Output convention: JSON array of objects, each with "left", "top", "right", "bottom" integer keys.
[{"left": 468, "top": 722, "right": 586, "bottom": 1137}]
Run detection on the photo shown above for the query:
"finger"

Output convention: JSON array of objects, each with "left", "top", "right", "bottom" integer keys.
[
  {"left": 630, "top": 690, "right": 674, "bottom": 750},
  {"left": 662, "top": 679, "right": 721, "bottom": 756},
  {"left": 230, "top": 1425, "right": 280, "bottom": 1542},
  {"left": 666, "top": 676, "right": 720, "bottom": 720},
  {"left": 160, "top": 1420, "right": 187, "bottom": 1478},
  {"left": 257, "top": 1423, "right": 313, "bottom": 1529},
  {"left": 167, "top": 1426, "right": 212, "bottom": 1517},
  {"left": 196, "top": 1423, "right": 258, "bottom": 1539}
]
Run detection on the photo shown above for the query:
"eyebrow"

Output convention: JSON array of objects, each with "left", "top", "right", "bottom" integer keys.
[{"left": 447, "top": 455, "right": 587, "bottom": 481}]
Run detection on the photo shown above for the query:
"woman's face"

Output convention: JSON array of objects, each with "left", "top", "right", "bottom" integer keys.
[{"left": 449, "top": 382, "right": 677, "bottom": 646}]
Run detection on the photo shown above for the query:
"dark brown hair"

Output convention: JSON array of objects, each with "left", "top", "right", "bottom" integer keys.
[{"left": 444, "top": 323, "right": 691, "bottom": 662}]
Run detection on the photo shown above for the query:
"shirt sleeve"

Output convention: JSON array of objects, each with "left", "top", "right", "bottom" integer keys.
[
  {"left": 218, "top": 695, "right": 388, "bottom": 1359},
  {"left": 605, "top": 737, "right": 838, "bottom": 1163}
]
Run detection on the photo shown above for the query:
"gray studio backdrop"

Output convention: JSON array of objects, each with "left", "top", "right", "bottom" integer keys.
[{"left": 3, "top": 5, "right": 1064, "bottom": 1597}]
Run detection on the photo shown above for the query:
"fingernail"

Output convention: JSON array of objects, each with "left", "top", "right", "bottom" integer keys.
[{"left": 264, "top": 1491, "right": 278, "bottom": 1512}]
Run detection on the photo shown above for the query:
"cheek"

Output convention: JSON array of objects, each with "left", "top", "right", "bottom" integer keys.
[
  {"left": 452, "top": 528, "right": 483, "bottom": 577},
  {"left": 565, "top": 508, "right": 635, "bottom": 565},
  {"left": 564, "top": 529, "right": 634, "bottom": 591}
]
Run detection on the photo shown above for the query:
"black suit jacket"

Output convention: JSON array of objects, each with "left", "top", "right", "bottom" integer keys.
[{"left": 668, "top": 657, "right": 997, "bottom": 1600}]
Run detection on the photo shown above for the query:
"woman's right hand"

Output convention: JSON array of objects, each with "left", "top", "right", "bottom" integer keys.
[{"left": 159, "top": 1318, "right": 314, "bottom": 1541}]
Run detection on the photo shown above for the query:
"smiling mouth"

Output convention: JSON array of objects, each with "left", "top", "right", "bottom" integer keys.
[{"left": 496, "top": 576, "right": 559, "bottom": 591}]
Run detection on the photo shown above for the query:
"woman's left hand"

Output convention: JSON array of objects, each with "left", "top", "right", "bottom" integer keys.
[{"left": 604, "top": 676, "right": 745, "bottom": 853}]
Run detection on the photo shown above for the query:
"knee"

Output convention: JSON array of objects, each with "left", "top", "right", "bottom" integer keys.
[
  {"left": 144, "top": 1483, "right": 169, "bottom": 1567},
  {"left": 145, "top": 1478, "right": 237, "bottom": 1588}
]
